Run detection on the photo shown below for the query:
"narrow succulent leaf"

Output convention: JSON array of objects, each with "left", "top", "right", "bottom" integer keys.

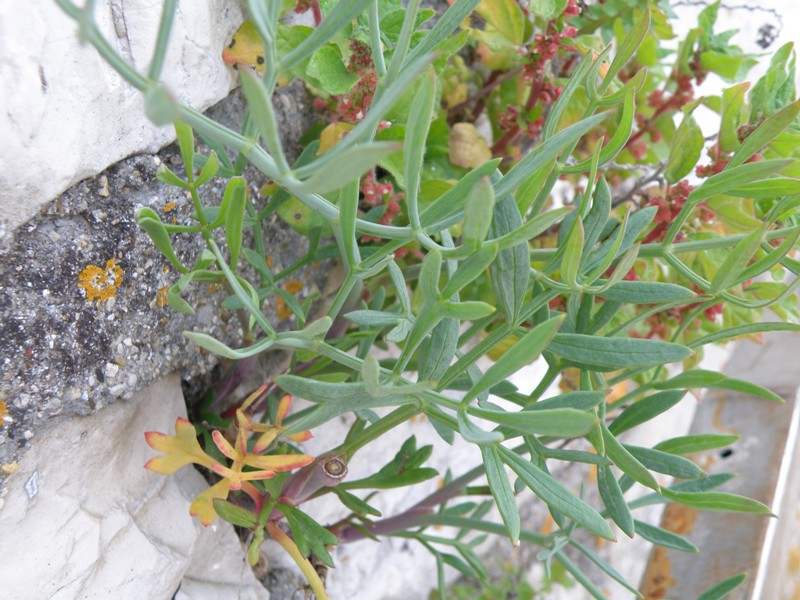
[
  {"left": 345, "top": 310, "right": 404, "bottom": 327},
  {"left": 461, "top": 177, "right": 496, "bottom": 247},
  {"left": 464, "top": 315, "right": 564, "bottom": 403},
  {"left": 688, "top": 159, "right": 793, "bottom": 203},
  {"left": 441, "top": 244, "right": 498, "bottom": 299},
  {"left": 500, "top": 447, "right": 615, "bottom": 541},
  {"left": 625, "top": 445, "right": 704, "bottom": 479},
  {"left": 404, "top": 68, "right": 436, "bottom": 229},
  {"left": 195, "top": 151, "right": 220, "bottom": 187},
  {"left": 549, "top": 334, "right": 692, "bottom": 371},
  {"left": 602, "top": 426, "right": 660, "bottom": 491},
  {"left": 661, "top": 489, "right": 774, "bottom": 515},
  {"left": 599, "top": 7, "right": 651, "bottom": 94},
  {"left": 224, "top": 178, "right": 247, "bottom": 267},
  {"left": 543, "top": 51, "right": 595, "bottom": 139},
  {"left": 688, "top": 322, "right": 800, "bottom": 348},
  {"left": 609, "top": 390, "right": 686, "bottom": 435},
  {"left": 709, "top": 228, "right": 764, "bottom": 294},
  {"left": 480, "top": 445, "right": 520, "bottom": 544},
  {"left": 135, "top": 208, "right": 187, "bottom": 273},
  {"left": 489, "top": 192, "right": 530, "bottom": 324},
  {"left": 472, "top": 406, "right": 597, "bottom": 438},
  {"left": 598, "top": 464, "right": 635, "bottom": 537},
  {"left": 596, "top": 281, "right": 695, "bottom": 304},
  {"left": 493, "top": 207, "right": 572, "bottom": 249},
  {"left": 293, "top": 143, "right": 402, "bottom": 194},
  {"left": 561, "top": 217, "right": 584, "bottom": 289},
  {"left": 728, "top": 99, "right": 800, "bottom": 169},
  {"left": 212, "top": 499, "right": 259, "bottom": 529},
  {"left": 495, "top": 112, "right": 610, "bottom": 198},
  {"left": 457, "top": 408, "right": 504, "bottom": 444},
  {"left": 419, "top": 248, "right": 443, "bottom": 302},
  {"left": 239, "top": 66, "right": 285, "bottom": 165},
  {"left": 530, "top": 391, "right": 605, "bottom": 412},
  {"left": 419, "top": 318, "right": 459, "bottom": 382},
  {"left": 633, "top": 520, "right": 698, "bottom": 553},
  {"left": 654, "top": 434, "right": 740, "bottom": 455},
  {"left": 421, "top": 160, "right": 501, "bottom": 231},
  {"left": 697, "top": 573, "right": 748, "bottom": 600}
]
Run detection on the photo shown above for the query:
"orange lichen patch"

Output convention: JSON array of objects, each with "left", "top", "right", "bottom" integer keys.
[
  {"left": 265, "top": 255, "right": 273, "bottom": 269},
  {"left": 641, "top": 547, "right": 675, "bottom": 599},
  {"left": 606, "top": 380, "right": 629, "bottom": 404},
  {"left": 662, "top": 502, "right": 699, "bottom": 535},
  {"left": 2, "top": 462, "right": 19, "bottom": 475},
  {"left": 539, "top": 513, "right": 555, "bottom": 535},
  {"left": 284, "top": 279, "right": 303, "bottom": 294},
  {"left": 78, "top": 258, "right": 123, "bottom": 305},
  {"left": 276, "top": 296, "right": 292, "bottom": 320},
  {"left": 0, "top": 400, "right": 8, "bottom": 423},
  {"left": 587, "top": 463, "right": 598, "bottom": 484},
  {"left": 156, "top": 286, "right": 170, "bottom": 307},
  {"left": 163, "top": 200, "right": 177, "bottom": 213},
  {"left": 208, "top": 283, "right": 220, "bottom": 294}
]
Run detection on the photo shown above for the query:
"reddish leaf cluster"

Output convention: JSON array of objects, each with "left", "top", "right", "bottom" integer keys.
[{"left": 644, "top": 180, "right": 694, "bottom": 243}]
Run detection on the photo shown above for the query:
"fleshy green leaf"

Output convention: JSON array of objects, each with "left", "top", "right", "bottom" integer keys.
[
  {"left": 609, "top": 390, "right": 686, "bottom": 435},
  {"left": 481, "top": 444, "right": 520, "bottom": 544},
  {"left": 212, "top": 499, "right": 258, "bottom": 529},
  {"left": 549, "top": 334, "right": 692, "bottom": 371}
]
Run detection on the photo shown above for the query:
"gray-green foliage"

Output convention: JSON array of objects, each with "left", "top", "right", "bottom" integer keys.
[{"left": 58, "top": 0, "right": 800, "bottom": 597}]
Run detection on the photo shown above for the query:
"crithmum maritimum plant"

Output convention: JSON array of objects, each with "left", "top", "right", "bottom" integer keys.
[{"left": 59, "top": 0, "right": 800, "bottom": 597}]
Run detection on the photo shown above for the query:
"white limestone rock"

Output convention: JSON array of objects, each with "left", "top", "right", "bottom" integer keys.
[
  {"left": 0, "top": 0, "right": 244, "bottom": 233},
  {"left": 0, "top": 373, "right": 268, "bottom": 600}
]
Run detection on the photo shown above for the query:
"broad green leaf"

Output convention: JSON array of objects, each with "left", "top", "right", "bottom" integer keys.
[
  {"left": 597, "top": 281, "right": 695, "bottom": 304},
  {"left": 697, "top": 573, "right": 747, "bottom": 600},
  {"left": 293, "top": 143, "right": 402, "bottom": 194},
  {"left": 281, "top": 0, "right": 372, "bottom": 71},
  {"left": 465, "top": 315, "right": 564, "bottom": 402},
  {"left": 135, "top": 207, "right": 187, "bottom": 273},
  {"left": 548, "top": 334, "right": 692, "bottom": 371},
  {"left": 481, "top": 445, "right": 520, "bottom": 544},
  {"left": 598, "top": 464, "right": 634, "bottom": 537},
  {"left": 477, "top": 0, "right": 525, "bottom": 45},
  {"left": 306, "top": 44, "right": 360, "bottom": 94},
  {"left": 489, "top": 192, "right": 530, "bottom": 324},
  {"left": 666, "top": 111, "right": 704, "bottom": 183},
  {"left": 561, "top": 217, "right": 584, "bottom": 289},
  {"left": 462, "top": 178, "right": 496, "bottom": 247},
  {"left": 280, "top": 504, "right": 339, "bottom": 568},
  {"left": 633, "top": 519, "right": 698, "bottom": 553},
  {"left": 499, "top": 447, "right": 615, "bottom": 541},
  {"left": 709, "top": 228, "right": 764, "bottom": 294},
  {"left": 626, "top": 445, "right": 704, "bottom": 479},
  {"left": 403, "top": 0, "right": 481, "bottom": 67},
  {"left": 654, "top": 434, "right": 739, "bottom": 455},
  {"left": 212, "top": 499, "right": 258, "bottom": 529},
  {"left": 719, "top": 83, "right": 750, "bottom": 153},
  {"left": 661, "top": 489, "right": 773, "bottom": 515},
  {"left": 609, "top": 390, "right": 686, "bottom": 435},
  {"left": 473, "top": 406, "right": 597, "bottom": 438},
  {"left": 599, "top": 7, "right": 651, "bottom": 94},
  {"left": 602, "top": 426, "right": 660, "bottom": 491},
  {"left": 729, "top": 99, "right": 800, "bottom": 169}
]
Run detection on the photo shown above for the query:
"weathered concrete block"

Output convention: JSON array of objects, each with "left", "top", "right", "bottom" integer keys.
[{"left": 0, "top": 0, "right": 246, "bottom": 233}]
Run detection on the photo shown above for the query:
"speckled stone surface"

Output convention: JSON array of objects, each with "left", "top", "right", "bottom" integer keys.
[{"left": 0, "top": 82, "right": 330, "bottom": 483}]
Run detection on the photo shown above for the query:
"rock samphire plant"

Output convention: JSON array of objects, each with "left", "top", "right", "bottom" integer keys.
[{"left": 58, "top": 0, "right": 800, "bottom": 597}]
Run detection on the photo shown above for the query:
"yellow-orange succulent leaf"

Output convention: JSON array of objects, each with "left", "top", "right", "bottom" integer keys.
[
  {"left": 144, "top": 417, "right": 216, "bottom": 474},
  {"left": 190, "top": 478, "right": 231, "bottom": 526}
]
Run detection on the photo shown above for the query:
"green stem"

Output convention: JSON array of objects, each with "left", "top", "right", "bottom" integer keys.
[{"left": 368, "top": 0, "right": 386, "bottom": 77}]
